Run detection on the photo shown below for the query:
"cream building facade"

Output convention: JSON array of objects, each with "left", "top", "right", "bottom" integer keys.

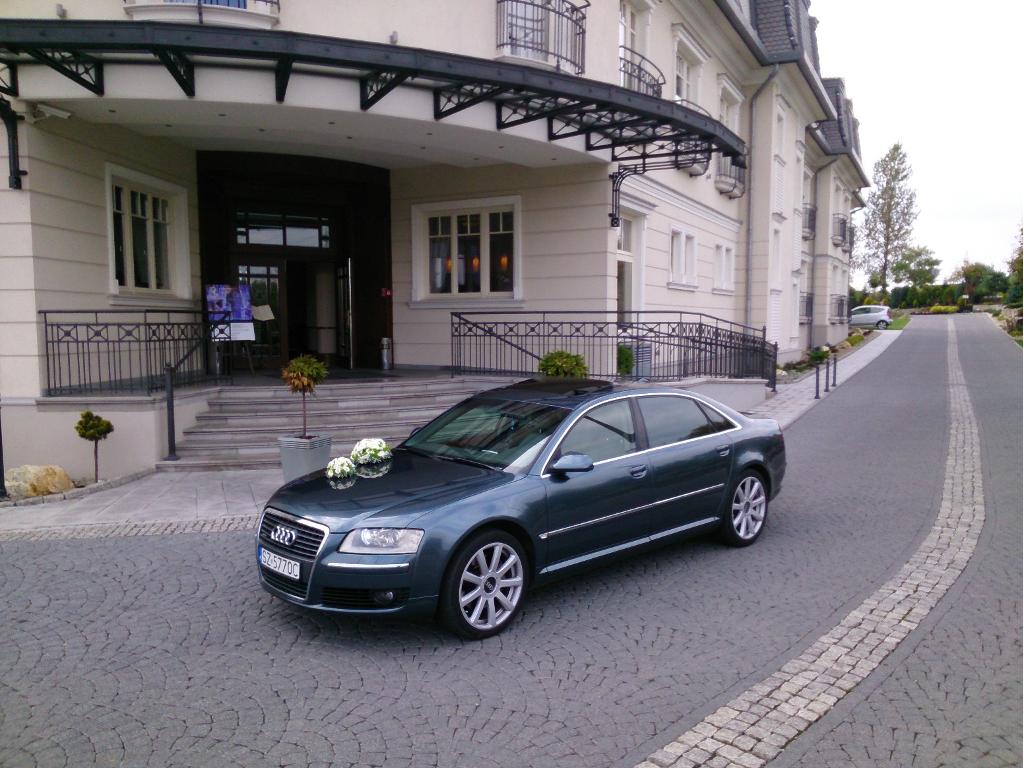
[{"left": 0, "top": 0, "right": 866, "bottom": 476}]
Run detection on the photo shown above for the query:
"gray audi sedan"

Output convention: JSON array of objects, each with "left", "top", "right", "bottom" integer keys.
[{"left": 256, "top": 379, "right": 786, "bottom": 638}]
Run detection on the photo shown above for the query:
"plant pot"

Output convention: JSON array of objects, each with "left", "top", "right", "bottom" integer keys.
[{"left": 278, "top": 435, "right": 332, "bottom": 484}]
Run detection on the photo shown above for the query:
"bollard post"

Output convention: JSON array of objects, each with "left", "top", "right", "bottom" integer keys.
[
  {"left": 832, "top": 354, "right": 838, "bottom": 387},
  {"left": 824, "top": 356, "right": 830, "bottom": 393},
  {"left": 814, "top": 363, "right": 820, "bottom": 399},
  {"left": 164, "top": 364, "right": 179, "bottom": 462}
]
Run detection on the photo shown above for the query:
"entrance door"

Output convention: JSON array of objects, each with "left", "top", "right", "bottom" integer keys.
[{"left": 237, "top": 259, "right": 286, "bottom": 367}]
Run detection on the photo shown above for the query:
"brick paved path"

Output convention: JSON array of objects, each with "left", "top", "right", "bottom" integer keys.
[
  {"left": 0, "top": 316, "right": 1017, "bottom": 768},
  {"left": 634, "top": 316, "right": 1016, "bottom": 768}
]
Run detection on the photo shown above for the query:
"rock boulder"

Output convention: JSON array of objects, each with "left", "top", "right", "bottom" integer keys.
[{"left": 4, "top": 465, "right": 75, "bottom": 500}]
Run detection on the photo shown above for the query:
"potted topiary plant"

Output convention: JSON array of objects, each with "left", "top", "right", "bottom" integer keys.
[
  {"left": 538, "top": 350, "right": 588, "bottom": 378},
  {"left": 278, "top": 354, "right": 332, "bottom": 482},
  {"left": 75, "top": 410, "right": 114, "bottom": 484}
]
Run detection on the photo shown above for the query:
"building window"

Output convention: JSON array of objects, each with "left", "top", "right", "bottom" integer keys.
[
  {"left": 714, "top": 244, "right": 735, "bottom": 290},
  {"left": 670, "top": 228, "right": 697, "bottom": 286},
  {"left": 235, "top": 212, "right": 331, "bottom": 249},
  {"left": 111, "top": 183, "right": 172, "bottom": 291},
  {"left": 673, "top": 28, "right": 706, "bottom": 107},
  {"left": 413, "top": 197, "right": 520, "bottom": 301},
  {"left": 718, "top": 75, "right": 743, "bottom": 133}
]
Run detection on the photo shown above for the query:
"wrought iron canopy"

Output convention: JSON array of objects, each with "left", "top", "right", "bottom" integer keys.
[{"left": 0, "top": 19, "right": 746, "bottom": 221}]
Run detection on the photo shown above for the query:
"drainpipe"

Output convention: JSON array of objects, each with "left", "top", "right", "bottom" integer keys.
[
  {"left": 744, "top": 64, "right": 779, "bottom": 327},
  {"left": 809, "top": 155, "right": 839, "bottom": 347}
]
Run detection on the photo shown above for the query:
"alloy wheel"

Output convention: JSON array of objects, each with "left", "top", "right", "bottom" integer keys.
[
  {"left": 731, "top": 476, "right": 767, "bottom": 540},
  {"left": 458, "top": 542, "right": 524, "bottom": 632}
]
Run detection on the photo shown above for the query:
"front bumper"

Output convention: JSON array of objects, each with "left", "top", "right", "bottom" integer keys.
[{"left": 255, "top": 510, "right": 438, "bottom": 618}]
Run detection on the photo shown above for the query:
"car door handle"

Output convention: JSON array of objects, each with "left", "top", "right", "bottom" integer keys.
[
  {"left": 629, "top": 465, "right": 648, "bottom": 479},
  {"left": 716, "top": 445, "right": 731, "bottom": 457}
]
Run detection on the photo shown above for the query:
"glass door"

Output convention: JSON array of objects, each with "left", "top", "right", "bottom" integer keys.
[{"left": 237, "top": 259, "right": 286, "bottom": 368}]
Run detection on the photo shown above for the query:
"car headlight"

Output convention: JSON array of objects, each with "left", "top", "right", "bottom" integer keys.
[{"left": 338, "top": 528, "right": 424, "bottom": 555}]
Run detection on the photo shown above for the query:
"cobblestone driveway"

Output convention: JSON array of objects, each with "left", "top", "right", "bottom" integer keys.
[{"left": 0, "top": 316, "right": 1018, "bottom": 768}]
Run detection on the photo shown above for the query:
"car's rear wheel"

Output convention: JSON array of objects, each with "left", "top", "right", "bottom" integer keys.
[
  {"left": 876, "top": 320, "right": 889, "bottom": 329},
  {"left": 439, "top": 530, "right": 527, "bottom": 639},
  {"left": 719, "top": 471, "right": 768, "bottom": 547}
]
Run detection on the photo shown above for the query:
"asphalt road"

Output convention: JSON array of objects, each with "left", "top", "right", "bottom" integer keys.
[{"left": 0, "top": 314, "right": 1018, "bottom": 768}]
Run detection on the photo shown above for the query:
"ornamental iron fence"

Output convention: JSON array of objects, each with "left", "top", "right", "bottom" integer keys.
[
  {"left": 451, "top": 310, "right": 777, "bottom": 388},
  {"left": 496, "top": 0, "right": 589, "bottom": 75},
  {"left": 619, "top": 45, "right": 665, "bottom": 98},
  {"left": 39, "top": 309, "right": 230, "bottom": 396},
  {"left": 829, "top": 294, "right": 848, "bottom": 322},
  {"left": 802, "top": 204, "right": 816, "bottom": 239},
  {"left": 799, "top": 292, "right": 813, "bottom": 324}
]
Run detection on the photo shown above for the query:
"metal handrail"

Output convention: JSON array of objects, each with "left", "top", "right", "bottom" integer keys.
[
  {"left": 619, "top": 45, "right": 665, "bottom": 98},
  {"left": 496, "top": 0, "right": 589, "bottom": 75},
  {"left": 38, "top": 308, "right": 228, "bottom": 396},
  {"left": 451, "top": 310, "right": 776, "bottom": 387}
]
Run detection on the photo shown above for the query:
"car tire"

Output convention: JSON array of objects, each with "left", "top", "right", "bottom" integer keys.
[
  {"left": 876, "top": 320, "right": 889, "bottom": 329},
  {"left": 719, "top": 470, "right": 769, "bottom": 547},
  {"left": 438, "top": 529, "right": 528, "bottom": 639}
]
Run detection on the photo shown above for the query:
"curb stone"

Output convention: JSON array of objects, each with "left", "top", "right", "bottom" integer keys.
[{"left": 0, "top": 468, "right": 157, "bottom": 509}]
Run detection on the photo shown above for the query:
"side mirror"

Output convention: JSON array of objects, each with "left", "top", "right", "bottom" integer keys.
[{"left": 550, "top": 453, "right": 594, "bottom": 474}]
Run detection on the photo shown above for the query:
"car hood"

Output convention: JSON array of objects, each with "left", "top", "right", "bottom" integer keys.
[{"left": 266, "top": 449, "right": 515, "bottom": 532}]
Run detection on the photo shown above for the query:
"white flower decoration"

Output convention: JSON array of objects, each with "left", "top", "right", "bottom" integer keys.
[
  {"left": 326, "top": 455, "right": 356, "bottom": 479},
  {"left": 356, "top": 459, "right": 393, "bottom": 479},
  {"left": 328, "top": 477, "right": 356, "bottom": 491},
  {"left": 350, "top": 437, "right": 392, "bottom": 465}
]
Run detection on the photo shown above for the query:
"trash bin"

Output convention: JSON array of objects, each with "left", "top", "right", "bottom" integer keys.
[{"left": 380, "top": 337, "right": 393, "bottom": 370}]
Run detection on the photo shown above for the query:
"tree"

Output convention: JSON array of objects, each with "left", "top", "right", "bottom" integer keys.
[
  {"left": 1007, "top": 226, "right": 1023, "bottom": 303},
  {"left": 855, "top": 143, "right": 918, "bottom": 297},
  {"left": 952, "top": 260, "right": 1009, "bottom": 302},
  {"left": 891, "top": 246, "right": 941, "bottom": 288},
  {"left": 75, "top": 410, "right": 114, "bottom": 484}
]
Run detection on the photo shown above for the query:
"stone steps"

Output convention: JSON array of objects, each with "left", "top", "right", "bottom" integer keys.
[{"left": 155, "top": 376, "right": 517, "bottom": 472}]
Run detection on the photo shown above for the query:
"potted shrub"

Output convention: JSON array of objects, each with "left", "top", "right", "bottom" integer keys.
[
  {"left": 278, "top": 354, "right": 332, "bottom": 482},
  {"left": 538, "top": 350, "right": 588, "bottom": 378},
  {"left": 616, "top": 344, "right": 635, "bottom": 378}
]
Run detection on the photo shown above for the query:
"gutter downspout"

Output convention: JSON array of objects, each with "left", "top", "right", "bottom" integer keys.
[
  {"left": 744, "top": 64, "right": 780, "bottom": 327},
  {"left": 808, "top": 155, "right": 839, "bottom": 347}
]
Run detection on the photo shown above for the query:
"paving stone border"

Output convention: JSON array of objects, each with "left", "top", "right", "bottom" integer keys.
[
  {"left": 0, "top": 512, "right": 258, "bottom": 542},
  {"left": 0, "top": 468, "right": 156, "bottom": 509},
  {"left": 635, "top": 318, "right": 983, "bottom": 768}
]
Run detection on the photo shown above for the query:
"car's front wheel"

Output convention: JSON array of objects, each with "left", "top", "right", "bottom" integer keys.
[
  {"left": 439, "top": 530, "right": 527, "bottom": 639},
  {"left": 719, "top": 471, "right": 768, "bottom": 546},
  {"left": 876, "top": 320, "right": 889, "bottom": 329}
]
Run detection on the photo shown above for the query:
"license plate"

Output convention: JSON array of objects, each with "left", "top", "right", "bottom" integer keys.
[{"left": 259, "top": 546, "right": 301, "bottom": 581}]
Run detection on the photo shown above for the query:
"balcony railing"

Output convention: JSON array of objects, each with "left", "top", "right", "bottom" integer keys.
[
  {"left": 831, "top": 214, "right": 848, "bottom": 247},
  {"left": 799, "top": 292, "right": 813, "bottom": 324},
  {"left": 39, "top": 309, "right": 230, "bottom": 396},
  {"left": 829, "top": 295, "right": 848, "bottom": 323},
  {"left": 496, "top": 0, "right": 589, "bottom": 75},
  {"left": 619, "top": 45, "right": 665, "bottom": 98},
  {"left": 452, "top": 310, "right": 777, "bottom": 388},
  {"left": 123, "top": 0, "right": 281, "bottom": 28},
  {"left": 714, "top": 155, "right": 747, "bottom": 199},
  {"left": 802, "top": 204, "right": 816, "bottom": 240}
]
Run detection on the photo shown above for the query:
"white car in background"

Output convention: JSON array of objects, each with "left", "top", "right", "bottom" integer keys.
[{"left": 849, "top": 305, "right": 892, "bottom": 329}]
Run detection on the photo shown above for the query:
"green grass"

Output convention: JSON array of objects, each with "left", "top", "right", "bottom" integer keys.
[{"left": 888, "top": 315, "right": 911, "bottom": 331}]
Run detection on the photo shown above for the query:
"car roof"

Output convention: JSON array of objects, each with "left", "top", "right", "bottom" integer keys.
[{"left": 474, "top": 378, "right": 746, "bottom": 421}]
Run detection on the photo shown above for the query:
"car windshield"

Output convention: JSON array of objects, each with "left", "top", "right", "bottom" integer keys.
[{"left": 402, "top": 397, "right": 570, "bottom": 471}]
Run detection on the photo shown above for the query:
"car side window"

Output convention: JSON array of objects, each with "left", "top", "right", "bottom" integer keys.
[
  {"left": 697, "top": 402, "right": 735, "bottom": 433},
  {"left": 556, "top": 400, "right": 637, "bottom": 463},
  {"left": 637, "top": 396, "right": 715, "bottom": 448}
]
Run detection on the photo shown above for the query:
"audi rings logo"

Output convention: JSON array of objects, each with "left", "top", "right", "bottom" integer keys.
[{"left": 269, "top": 524, "right": 297, "bottom": 547}]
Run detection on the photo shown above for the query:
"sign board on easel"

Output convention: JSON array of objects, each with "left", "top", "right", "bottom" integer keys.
[{"left": 205, "top": 284, "right": 255, "bottom": 341}]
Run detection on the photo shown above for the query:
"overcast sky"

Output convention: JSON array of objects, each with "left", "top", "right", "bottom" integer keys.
[{"left": 811, "top": 0, "right": 1023, "bottom": 284}]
